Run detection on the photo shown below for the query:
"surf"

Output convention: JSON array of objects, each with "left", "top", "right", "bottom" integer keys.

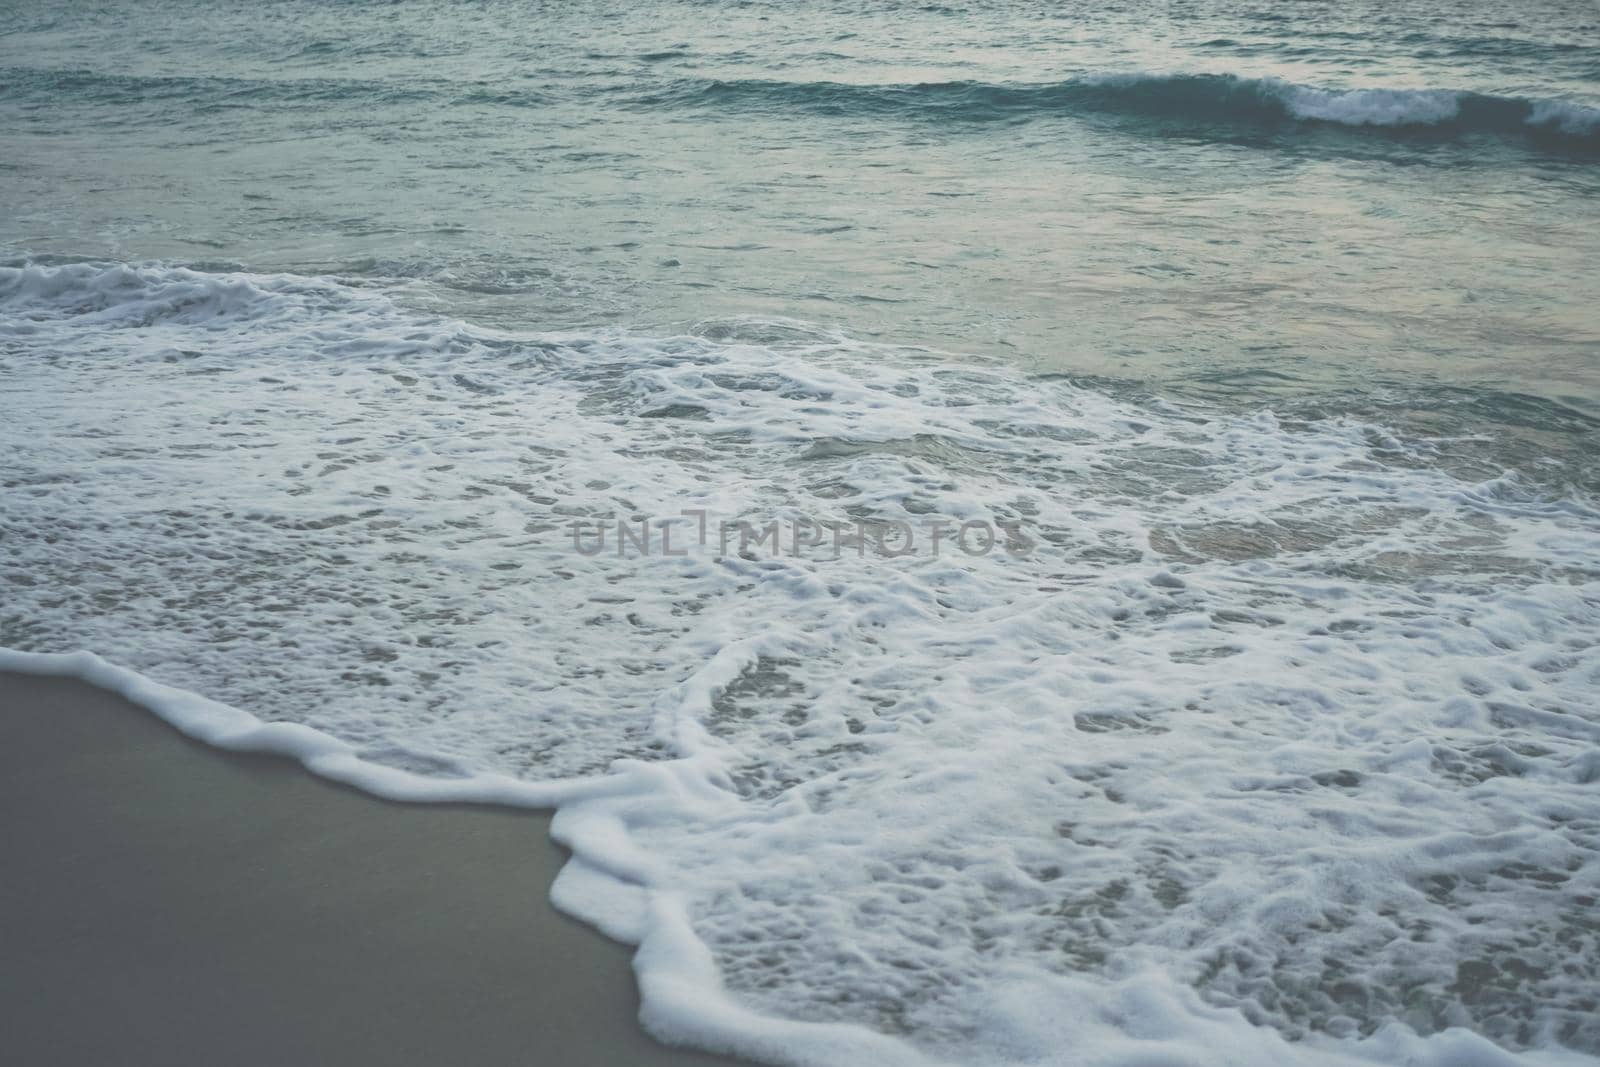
[
  {"left": 641, "top": 72, "right": 1600, "bottom": 151},
  {"left": 4, "top": 261, "right": 1599, "bottom": 1065}
]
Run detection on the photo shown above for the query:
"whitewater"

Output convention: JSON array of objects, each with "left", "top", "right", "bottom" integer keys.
[
  {"left": 3, "top": 262, "right": 1598, "bottom": 1066},
  {"left": 4, "top": 0, "right": 1600, "bottom": 1061}
]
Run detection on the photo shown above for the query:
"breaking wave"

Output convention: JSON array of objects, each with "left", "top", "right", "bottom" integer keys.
[{"left": 644, "top": 72, "right": 1600, "bottom": 150}]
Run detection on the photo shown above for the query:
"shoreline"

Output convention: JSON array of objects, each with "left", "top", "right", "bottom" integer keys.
[{"left": 0, "top": 669, "right": 746, "bottom": 1067}]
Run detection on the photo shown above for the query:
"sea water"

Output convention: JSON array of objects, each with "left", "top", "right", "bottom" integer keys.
[{"left": 2, "top": 2, "right": 1598, "bottom": 1065}]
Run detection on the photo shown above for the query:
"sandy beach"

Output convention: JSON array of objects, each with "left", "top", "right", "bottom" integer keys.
[{"left": 0, "top": 670, "right": 746, "bottom": 1067}]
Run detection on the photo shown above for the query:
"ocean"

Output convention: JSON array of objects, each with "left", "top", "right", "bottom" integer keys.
[{"left": 2, "top": 1, "right": 1599, "bottom": 1064}]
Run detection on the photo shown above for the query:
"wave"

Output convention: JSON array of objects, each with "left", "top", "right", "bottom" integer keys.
[
  {"left": 0, "top": 64, "right": 539, "bottom": 116},
  {"left": 5, "top": 262, "right": 1600, "bottom": 1066},
  {"left": 13, "top": 60, "right": 1596, "bottom": 155},
  {"left": 642, "top": 72, "right": 1600, "bottom": 150}
]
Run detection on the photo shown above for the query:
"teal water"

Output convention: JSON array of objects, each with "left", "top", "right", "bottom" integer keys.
[{"left": 4, "top": 0, "right": 1598, "bottom": 408}]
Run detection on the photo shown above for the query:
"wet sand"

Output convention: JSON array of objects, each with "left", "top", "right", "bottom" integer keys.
[{"left": 0, "top": 670, "right": 746, "bottom": 1067}]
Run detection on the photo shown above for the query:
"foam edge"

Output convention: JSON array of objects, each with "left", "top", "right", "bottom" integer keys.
[{"left": 0, "top": 646, "right": 937, "bottom": 1067}]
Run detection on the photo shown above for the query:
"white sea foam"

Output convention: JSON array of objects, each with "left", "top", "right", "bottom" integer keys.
[
  {"left": 1075, "top": 71, "right": 1600, "bottom": 135},
  {"left": 1265, "top": 78, "right": 1600, "bottom": 134},
  {"left": 1277, "top": 84, "right": 1464, "bottom": 127},
  {"left": 1526, "top": 99, "right": 1600, "bottom": 136},
  {"left": 2, "top": 262, "right": 1598, "bottom": 1066}
]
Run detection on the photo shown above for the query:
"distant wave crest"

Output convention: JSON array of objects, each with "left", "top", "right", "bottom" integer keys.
[
  {"left": 649, "top": 72, "right": 1600, "bottom": 149},
  {"left": 14, "top": 61, "right": 1597, "bottom": 152}
]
